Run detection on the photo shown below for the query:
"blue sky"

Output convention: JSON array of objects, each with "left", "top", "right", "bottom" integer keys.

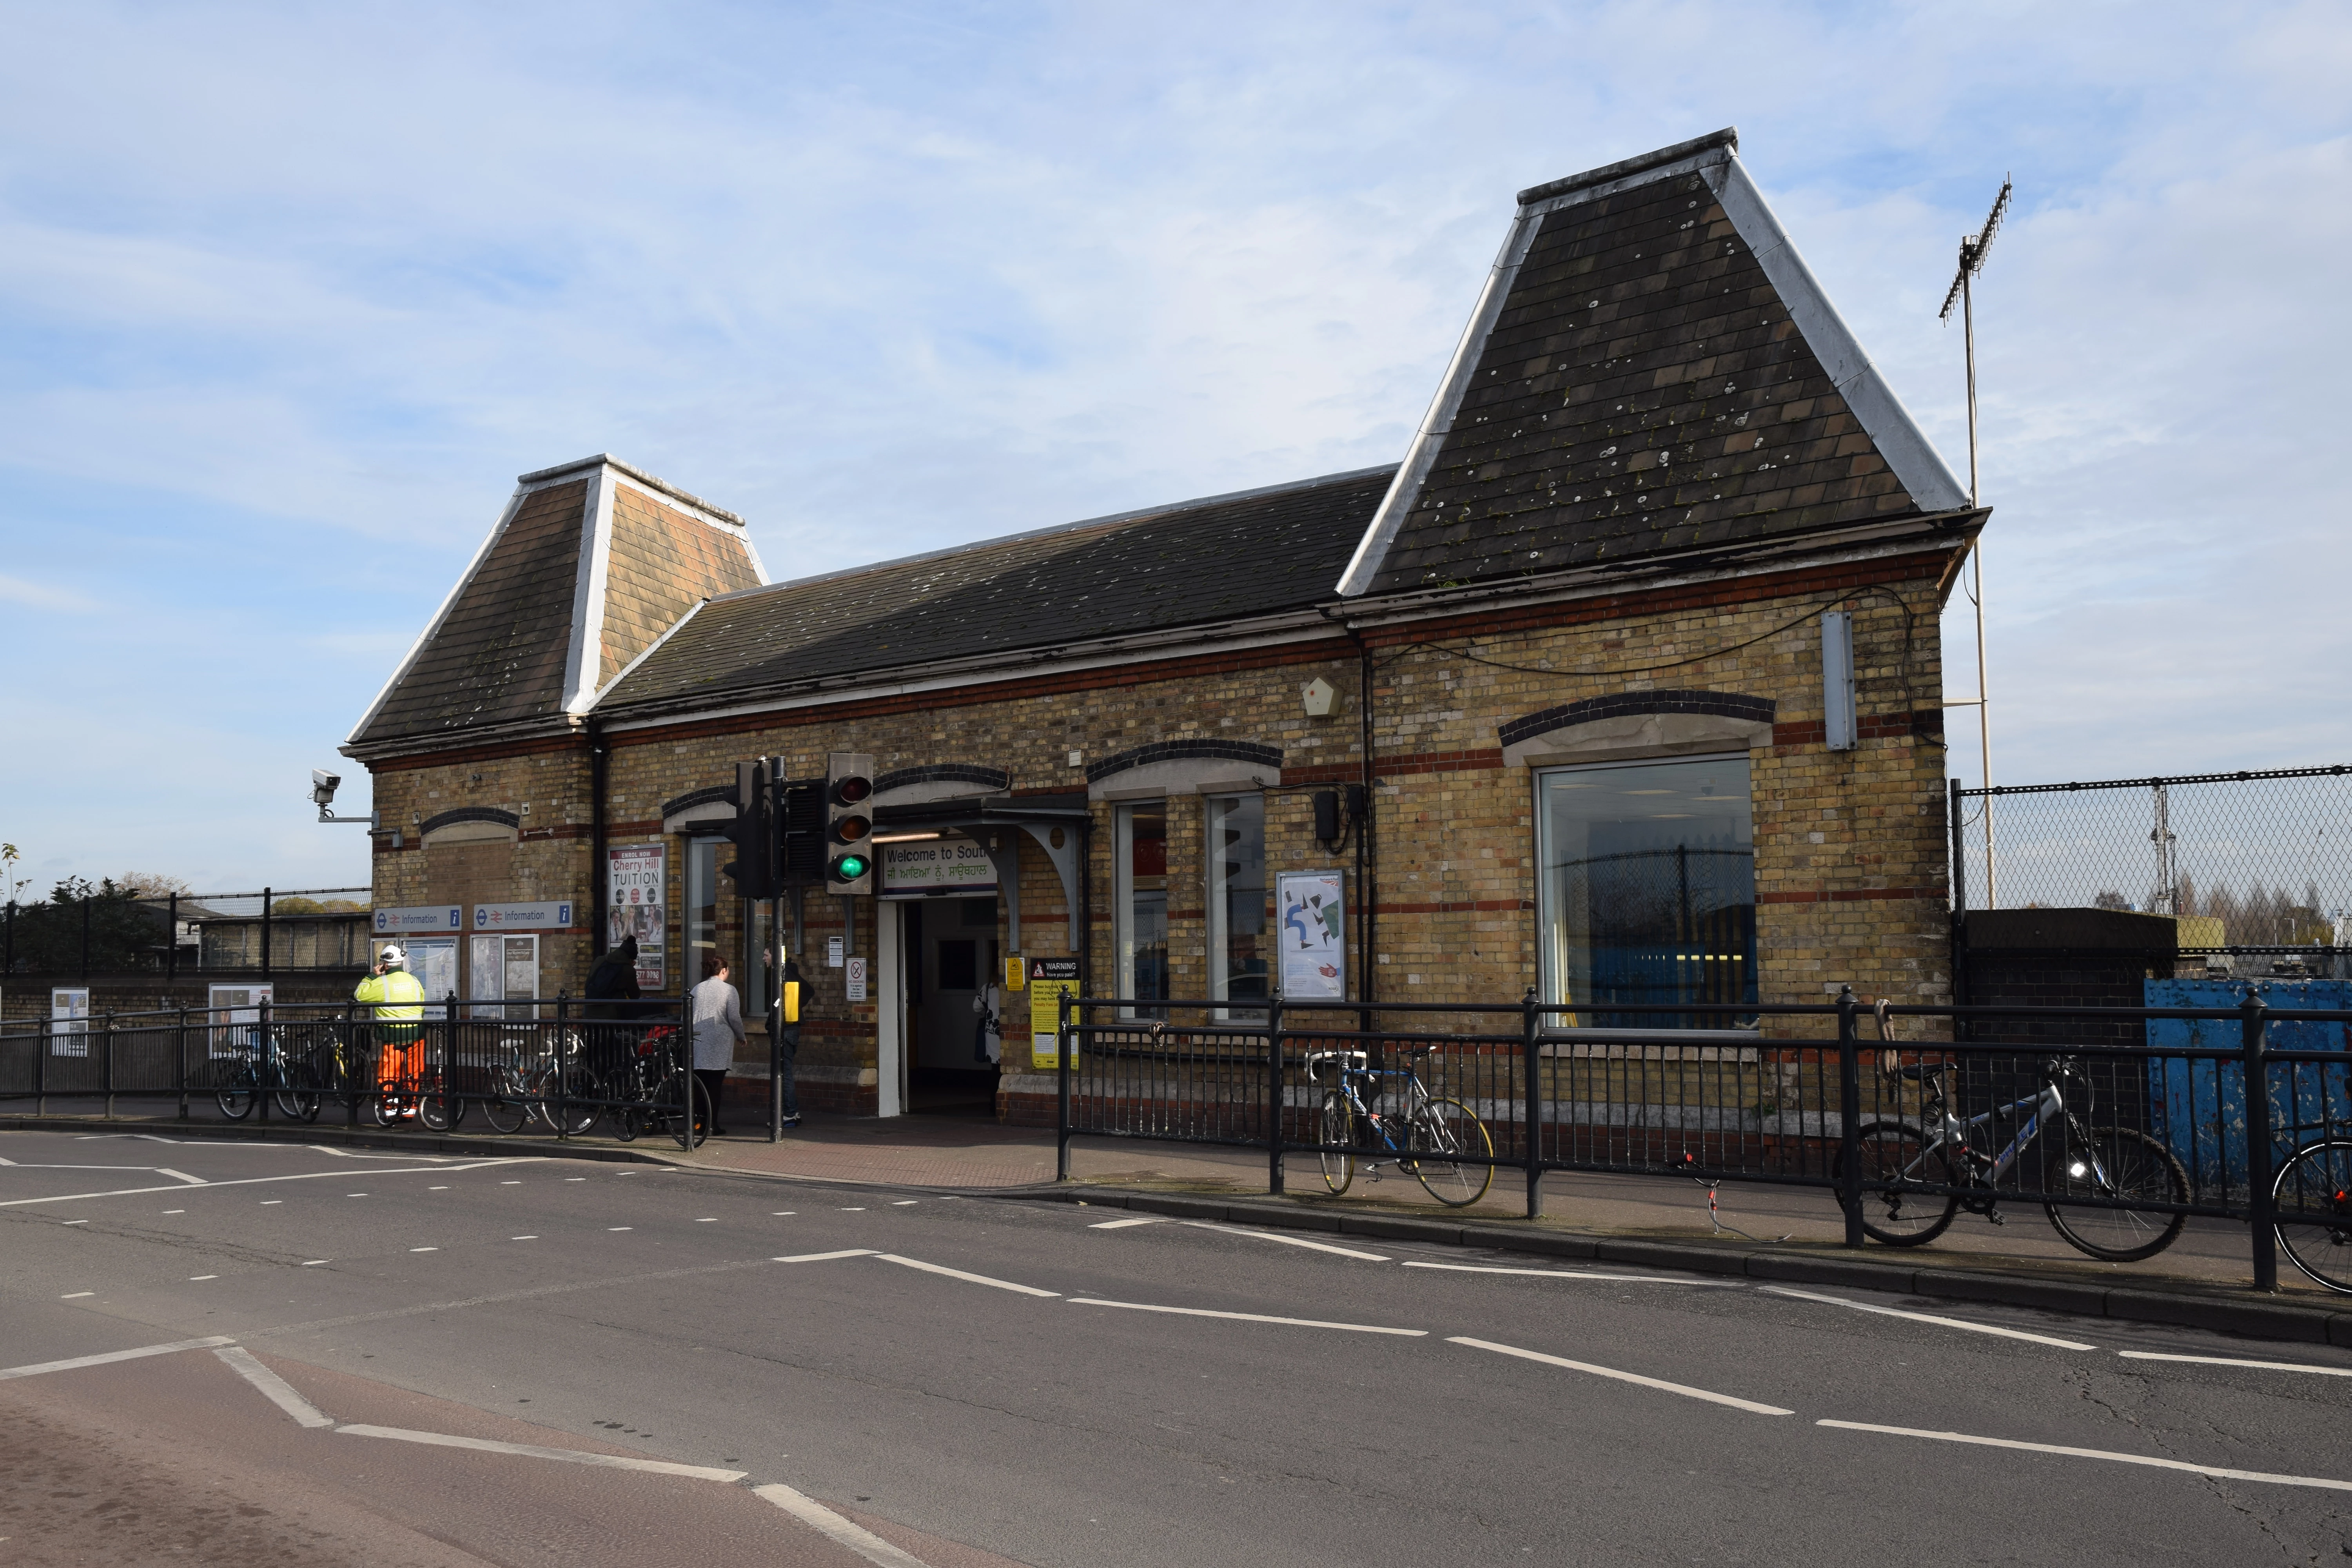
[{"left": 2, "top": 1, "right": 2346, "bottom": 895}]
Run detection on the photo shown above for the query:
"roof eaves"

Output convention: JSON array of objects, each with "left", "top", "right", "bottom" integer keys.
[{"left": 1704, "top": 154, "right": 1969, "bottom": 513}]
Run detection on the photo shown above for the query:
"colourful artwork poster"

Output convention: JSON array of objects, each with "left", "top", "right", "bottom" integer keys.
[
  {"left": 1276, "top": 871, "right": 1346, "bottom": 1000},
  {"left": 607, "top": 843, "right": 667, "bottom": 990}
]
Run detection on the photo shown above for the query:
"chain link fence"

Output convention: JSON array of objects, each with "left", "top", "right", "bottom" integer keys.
[{"left": 3, "top": 885, "right": 372, "bottom": 976}]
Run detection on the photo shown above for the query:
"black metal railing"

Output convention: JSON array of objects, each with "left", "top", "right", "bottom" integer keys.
[
  {"left": 0, "top": 996, "right": 702, "bottom": 1149},
  {"left": 1051, "top": 987, "right": 2352, "bottom": 1292}
]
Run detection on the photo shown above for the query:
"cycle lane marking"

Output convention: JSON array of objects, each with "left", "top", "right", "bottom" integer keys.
[
  {"left": 2117, "top": 1350, "right": 2352, "bottom": 1378},
  {"left": 1087, "top": 1217, "right": 1162, "bottom": 1229},
  {"left": 874, "top": 1254, "right": 1060, "bottom": 1297},
  {"left": 0, "top": 1158, "right": 543, "bottom": 1207},
  {"left": 336, "top": 1424, "right": 749, "bottom": 1481},
  {"left": 1071, "top": 1299, "right": 1425, "bottom": 1336},
  {"left": 1178, "top": 1221, "right": 1388, "bottom": 1261},
  {"left": 1757, "top": 1286, "right": 2098, "bottom": 1350},
  {"left": 755, "top": 1483, "right": 934, "bottom": 1568},
  {"left": 1448, "top": 1336, "right": 1794, "bottom": 1414},
  {"left": 1402, "top": 1261, "right": 1742, "bottom": 1287},
  {"left": 1817, "top": 1419, "right": 2352, "bottom": 1493}
]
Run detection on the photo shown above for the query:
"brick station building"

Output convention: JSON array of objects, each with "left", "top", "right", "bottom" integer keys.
[{"left": 344, "top": 129, "right": 1985, "bottom": 1120}]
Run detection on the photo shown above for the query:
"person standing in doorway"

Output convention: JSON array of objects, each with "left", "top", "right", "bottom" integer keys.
[{"left": 690, "top": 955, "right": 744, "bottom": 1138}]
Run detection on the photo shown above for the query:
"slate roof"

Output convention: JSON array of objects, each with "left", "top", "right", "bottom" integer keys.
[
  {"left": 346, "top": 457, "right": 762, "bottom": 755},
  {"left": 595, "top": 467, "right": 1393, "bottom": 716},
  {"left": 1339, "top": 129, "right": 1968, "bottom": 597}
]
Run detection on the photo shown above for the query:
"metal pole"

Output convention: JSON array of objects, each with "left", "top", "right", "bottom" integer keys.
[
  {"left": 347, "top": 999, "right": 361, "bottom": 1129},
  {"left": 2243, "top": 988, "right": 2278, "bottom": 1292},
  {"left": 256, "top": 993, "right": 272, "bottom": 1125},
  {"left": 102, "top": 1007, "right": 114, "bottom": 1119},
  {"left": 261, "top": 887, "right": 273, "bottom": 980},
  {"left": 168, "top": 891, "right": 179, "bottom": 984},
  {"left": 1838, "top": 984, "right": 1863, "bottom": 1247},
  {"left": 1266, "top": 993, "right": 1285, "bottom": 1196},
  {"left": 554, "top": 991, "right": 569, "bottom": 1141},
  {"left": 1522, "top": 987, "right": 1543, "bottom": 1220},
  {"left": 1056, "top": 984, "right": 1073, "bottom": 1182},
  {"left": 1949, "top": 777, "right": 1969, "bottom": 1036},
  {"left": 177, "top": 1004, "right": 189, "bottom": 1120},
  {"left": 81, "top": 889, "right": 91, "bottom": 980},
  {"left": 1963, "top": 271, "right": 1995, "bottom": 907}
]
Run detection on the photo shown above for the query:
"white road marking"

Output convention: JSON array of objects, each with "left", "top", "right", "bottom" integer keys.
[
  {"left": 778, "top": 1250, "right": 879, "bottom": 1263},
  {"left": 411, "top": 1247, "right": 438, "bottom": 1253},
  {"left": 772, "top": 1212, "right": 796, "bottom": 1216},
  {"left": 1088, "top": 1217, "right": 1163, "bottom": 1229},
  {"left": 0, "top": 1160, "right": 534, "bottom": 1208},
  {"left": 261, "top": 1200, "right": 283, "bottom": 1205},
  {"left": 430, "top": 1186, "right": 449, "bottom": 1190},
  {"left": 163, "top": 1210, "right": 184, "bottom": 1215},
  {"left": 348, "top": 1193, "right": 367, "bottom": 1198},
  {"left": 213, "top": 1346, "right": 333, "bottom": 1428},
  {"left": 336, "top": 1424, "right": 747, "bottom": 1481},
  {"left": 891, "top": 1200, "right": 918, "bottom": 1206},
  {"left": 502, "top": 1180, "right": 521, "bottom": 1185},
  {"left": 155, "top": 1169, "right": 207, "bottom": 1186},
  {"left": 1180, "top": 1221, "right": 1388, "bottom": 1261},
  {"left": 1071, "top": 1299, "right": 1426, "bottom": 1336},
  {"left": 1402, "top": 1261, "right": 1742, "bottom": 1287},
  {"left": 0, "top": 1336, "right": 236, "bottom": 1381},
  {"left": 512, "top": 1236, "right": 538, "bottom": 1241},
  {"left": 60, "top": 1292, "right": 93, "bottom": 1299},
  {"left": 1759, "top": 1286, "right": 2097, "bottom": 1350},
  {"left": 875, "top": 1254, "right": 1059, "bottom": 1298},
  {"left": 191, "top": 1275, "right": 218, "bottom": 1281},
  {"left": 1818, "top": 1419, "right": 2352, "bottom": 1492},
  {"left": 2118, "top": 1350, "right": 2352, "bottom": 1378},
  {"left": 609, "top": 1227, "right": 632, "bottom": 1232},
  {"left": 754, "top": 1482, "right": 934, "bottom": 1568},
  {"left": 1448, "top": 1336, "right": 1794, "bottom": 1415},
  {"left": 61, "top": 1220, "right": 87, "bottom": 1226},
  {"left": 302, "top": 1259, "right": 328, "bottom": 1266},
  {"left": 566, "top": 1177, "right": 586, "bottom": 1182},
  {"left": 695, "top": 1218, "right": 717, "bottom": 1223},
  {"left": 840, "top": 1207, "right": 866, "bottom": 1211}
]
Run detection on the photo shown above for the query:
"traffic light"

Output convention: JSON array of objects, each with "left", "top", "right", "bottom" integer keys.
[
  {"left": 825, "top": 751, "right": 876, "bottom": 894},
  {"left": 777, "top": 775, "right": 824, "bottom": 887},
  {"left": 720, "top": 759, "right": 779, "bottom": 898}
]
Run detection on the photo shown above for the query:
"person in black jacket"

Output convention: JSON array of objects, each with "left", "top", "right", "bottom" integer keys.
[{"left": 586, "top": 935, "right": 642, "bottom": 1013}]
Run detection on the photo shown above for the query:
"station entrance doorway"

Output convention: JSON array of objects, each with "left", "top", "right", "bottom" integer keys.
[{"left": 880, "top": 897, "right": 1001, "bottom": 1117}]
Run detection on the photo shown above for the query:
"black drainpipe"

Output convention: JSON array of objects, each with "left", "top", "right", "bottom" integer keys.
[
  {"left": 1355, "top": 630, "right": 1377, "bottom": 1035},
  {"left": 589, "top": 719, "right": 609, "bottom": 958}
]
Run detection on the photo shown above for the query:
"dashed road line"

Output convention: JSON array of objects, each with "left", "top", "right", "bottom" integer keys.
[
  {"left": 1818, "top": 1419, "right": 2352, "bottom": 1492},
  {"left": 191, "top": 1275, "right": 218, "bottom": 1281},
  {"left": 0, "top": 1161, "right": 530, "bottom": 1208},
  {"left": 1071, "top": 1299, "right": 1425, "bottom": 1336},
  {"left": 609, "top": 1227, "right": 633, "bottom": 1232},
  {"left": 1759, "top": 1286, "right": 2097, "bottom": 1350},
  {"left": 1449, "top": 1336, "right": 1793, "bottom": 1416},
  {"left": 60, "top": 1292, "right": 91, "bottom": 1299},
  {"left": 778, "top": 1250, "right": 879, "bottom": 1263},
  {"left": 1087, "top": 1217, "right": 1163, "bottom": 1230}
]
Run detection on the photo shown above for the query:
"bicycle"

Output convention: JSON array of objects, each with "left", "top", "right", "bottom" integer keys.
[
  {"left": 1837, "top": 1055, "right": 2189, "bottom": 1261},
  {"left": 1305, "top": 1046, "right": 1493, "bottom": 1207},
  {"left": 2272, "top": 1136, "right": 2352, "bottom": 1294},
  {"left": 460, "top": 1029, "right": 599, "bottom": 1136},
  {"left": 213, "top": 1028, "right": 321, "bottom": 1123},
  {"left": 607, "top": 1026, "right": 707, "bottom": 1151}
]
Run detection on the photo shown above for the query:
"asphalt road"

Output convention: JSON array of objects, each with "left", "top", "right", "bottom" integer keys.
[{"left": 5, "top": 1128, "right": 2350, "bottom": 1567}]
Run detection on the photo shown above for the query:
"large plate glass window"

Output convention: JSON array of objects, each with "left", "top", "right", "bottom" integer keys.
[
  {"left": 1205, "top": 793, "right": 1267, "bottom": 1016},
  {"left": 686, "top": 835, "right": 723, "bottom": 990},
  {"left": 1113, "top": 802, "right": 1169, "bottom": 1013},
  {"left": 1536, "top": 755, "right": 1757, "bottom": 1028}
]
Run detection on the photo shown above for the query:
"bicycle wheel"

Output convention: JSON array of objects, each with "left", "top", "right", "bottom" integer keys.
[
  {"left": 2044, "top": 1125, "right": 2189, "bottom": 1262},
  {"left": 274, "top": 1067, "right": 322, "bottom": 1124},
  {"left": 1317, "top": 1091, "right": 1355, "bottom": 1195},
  {"left": 479, "top": 1078, "right": 530, "bottom": 1134},
  {"left": 216, "top": 1065, "right": 257, "bottom": 1121},
  {"left": 1836, "top": 1122, "right": 1960, "bottom": 1247},
  {"left": 543, "top": 1067, "right": 600, "bottom": 1137},
  {"left": 366, "top": 1082, "right": 407, "bottom": 1128},
  {"left": 2273, "top": 1140, "right": 2352, "bottom": 1294},
  {"left": 418, "top": 1069, "right": 460, "bottom": 1133},
  {"left": 1408, "top": 1097, "right": 1494, "bottom": 1207}
]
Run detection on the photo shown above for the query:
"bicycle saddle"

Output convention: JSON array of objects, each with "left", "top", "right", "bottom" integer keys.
[{"left": 1889, "top": 1062, "right": 1952, "bottom": 1081}]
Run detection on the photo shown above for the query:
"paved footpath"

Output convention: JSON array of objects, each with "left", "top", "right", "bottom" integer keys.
[{"left": 6, "top": 1126, "right": 2352, "bottom": 1566}]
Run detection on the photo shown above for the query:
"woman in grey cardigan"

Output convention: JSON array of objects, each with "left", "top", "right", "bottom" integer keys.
[{"left": 690, "top": 955, "right": 744, "bottom": 1138}]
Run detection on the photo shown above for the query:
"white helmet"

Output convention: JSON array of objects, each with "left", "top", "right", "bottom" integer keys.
[{"left": 377, "top": 944, "right": 407, "bottom": 968}]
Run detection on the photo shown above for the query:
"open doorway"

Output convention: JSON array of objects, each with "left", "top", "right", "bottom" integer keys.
[{"left": 898, "top": 896, "right": 1000, "bottom": 1116}]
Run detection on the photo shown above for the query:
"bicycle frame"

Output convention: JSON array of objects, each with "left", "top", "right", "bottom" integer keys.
[
  {"left": 1309, "top": 1050, "right": 1436, "bottom": 1161},
  {"left": 1922, "top": 1074, "right": 2071, "bottom": 1185}
]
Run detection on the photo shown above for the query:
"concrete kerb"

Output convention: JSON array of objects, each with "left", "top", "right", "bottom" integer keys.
[
  {"left": 1026, "top": 1186, "right": 2352, "bottom": 1350},
  {"left": 10, "top": 1113, "right": 2350, "bottom": 1349}
]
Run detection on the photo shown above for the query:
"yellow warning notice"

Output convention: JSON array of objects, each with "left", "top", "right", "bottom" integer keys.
[{"left": 1026, "top": 957, "right": 1080, "bottom": 1069}]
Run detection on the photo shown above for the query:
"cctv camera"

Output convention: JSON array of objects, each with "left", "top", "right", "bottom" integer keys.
[{"left": 311, "top": 769, "right": 340, "bottom": 804}]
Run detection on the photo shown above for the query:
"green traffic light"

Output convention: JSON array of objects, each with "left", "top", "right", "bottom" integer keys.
[{"left": 833, "top": 853, "right": 870, "bottom": 881}]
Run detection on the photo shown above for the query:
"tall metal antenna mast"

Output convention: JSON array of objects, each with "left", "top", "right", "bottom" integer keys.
[{"left": 1940, "top": 176, "right": 2011, "bottom": 906}]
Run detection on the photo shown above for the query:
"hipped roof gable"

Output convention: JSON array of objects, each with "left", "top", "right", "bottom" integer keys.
[{"left": 1338, "top": 128, "right": 1967, "bottom": 597}]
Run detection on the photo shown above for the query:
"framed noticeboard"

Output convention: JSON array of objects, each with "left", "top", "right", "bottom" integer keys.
[
  {"left": 1025, "top": 957, "right": 1080, "bottom": 1068},
  {"left": 1276, "top": 871, "right": 1346, "bottom": 1001},
  {"left": 49, "top": 987, "right": 90, "bottom": 1058}
]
